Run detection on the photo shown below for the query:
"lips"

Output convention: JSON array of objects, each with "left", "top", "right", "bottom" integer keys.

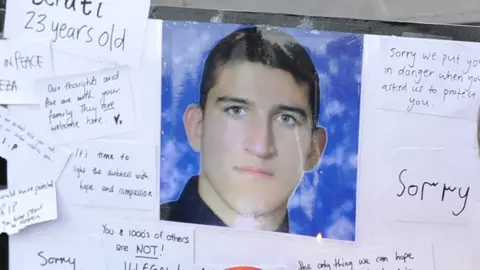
[{"left": 234, "top": 166, "right": 274, "bottom": 178}]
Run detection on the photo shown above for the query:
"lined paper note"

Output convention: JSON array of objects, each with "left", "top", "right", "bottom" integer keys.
[
  {"left": 4, "top": 0, "right": 150, "bottom": 67},
  {"left": 35, "top": 67, "right": 135, "bottom": 142},
  {"left": 0, "top": 180, "right": 57, "bottom": 234},
  {"left": 0, "top": 106, "right": 71, "bottom": 184},
  {"left": 0, "top": 40, "right": 54, "bottom": 104},
  {"left": 63, "top": 141, "right": 157, "bottom": 210}
]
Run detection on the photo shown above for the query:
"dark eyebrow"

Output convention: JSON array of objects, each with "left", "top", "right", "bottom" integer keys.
[
  {"left": 216, "top": 96, "right": 251, "bottom": 105},
  {"left": 275, "top": 105, "right": 308, "bottom": 120},
  {"left": 216, "top": 96, "right": 308, "bottom": 120}
]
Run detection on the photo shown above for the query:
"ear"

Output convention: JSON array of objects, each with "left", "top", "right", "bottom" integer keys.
[
  {"left": 183, "top": 104, "right": 204, "bottom": 152},
  {"left": 304, "top": 127, "right": 327, "bottom": 171}
]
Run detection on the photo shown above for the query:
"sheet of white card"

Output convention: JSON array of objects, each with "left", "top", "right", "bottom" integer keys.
[
  {"left": 369, "top": 35, "right": 480, "bottom": 120},
  {"left": 472, "top": 203, "right": 480, "bottom": 267},
  {"left": 21, "top": 235, "right": 107, "bottom": 270},
  {"left": 0, "top": 40, "right": 54, "bottom": 104},
  {"left": 62, "top": 141, "right": 157, "bottom": 210},
  {"left": 0, "top": 106, "right": 71, "bottom": 184},
  {"left": 4, "top": 0, "right": 149, "bottom": 67},
  {"left": 0, "top": 180, "right": 57, "bottom": 235},
  {"left": 100, "top": 221, "right": 194, "bottom": 268},
  {"left": 34, "top": 66, "right": 135, "bottom": 142},
  {"left": 387, "top": 148, "right": 478, "bottom": 224},
  {"left": 295, "top": 245, "right": 434, "bottom": 270}
]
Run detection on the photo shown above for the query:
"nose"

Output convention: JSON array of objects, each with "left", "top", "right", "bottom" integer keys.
[{"left": 243, "top": 117, "right": 277, "bottom": 159}]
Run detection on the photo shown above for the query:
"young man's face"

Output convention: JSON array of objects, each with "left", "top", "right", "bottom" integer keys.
[{"left": 185, "top": 61, "right": 326, "bottom": 216}]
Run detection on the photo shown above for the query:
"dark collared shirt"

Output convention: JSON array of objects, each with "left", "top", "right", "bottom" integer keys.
[{"left": 160, "top": 176, "right": 290, "bottom": 233}]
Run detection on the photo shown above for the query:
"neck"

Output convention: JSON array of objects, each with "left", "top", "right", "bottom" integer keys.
[{"left": 197, "top": 174, "right": 287, "bottom": 231}]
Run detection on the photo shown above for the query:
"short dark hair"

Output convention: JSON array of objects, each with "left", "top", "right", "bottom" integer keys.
[{"left": 199, "top": 26, "right": 320, "bottom": 126}]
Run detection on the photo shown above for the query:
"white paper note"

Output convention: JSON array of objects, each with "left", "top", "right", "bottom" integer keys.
[
  {"left": 0, "top": 40, "right": 54, "bottom": 104},
  {"left": 365, "top": 35, "right": 480, "bottom": 120},
  {"left": 63, "top": 141, "right": 157, "bottom": 210},
  {"left": 35, "top": 67, "right": 135, "bottom": 142},
  {"left": 0, "top": 106, "right": 71, "bottom": 184},
  {"left": 0, "top": 179, "right": 57, "bottom": 234},
  {"left": 387, "top": 148, "right": 479, "bottom": 224},
  {"left": 296, "top": 245, "right": 434, "bottom": 270},
  {"left": 4, "top": 0, "right": 150, "bottom": 67},
  {"left": 100, "top": 221, "right": 194, "bottom": 263},
  {"left": 20, "top": 235, "right": 107, "bottom": 270}
]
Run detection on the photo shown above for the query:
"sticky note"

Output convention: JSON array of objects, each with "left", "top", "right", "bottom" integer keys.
[
  {"left": 34, "top": 67, "right": 135, "bottom": 142},
  {"left": 0, "top": 39, "right": 54, "bottom": 104},
  {"left": 0, "top": 179, "right": 57, "bottom": 235},
  {"left": 63, "top": 141, "right": 157, "bottom": 210},
  {"left": 4, "top": 0, "right": 150, "bottom": 67}
]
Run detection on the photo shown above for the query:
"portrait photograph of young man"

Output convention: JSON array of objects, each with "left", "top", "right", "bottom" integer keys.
[{"left": 160, "top": 21, "right": 362, "bottom": 240}]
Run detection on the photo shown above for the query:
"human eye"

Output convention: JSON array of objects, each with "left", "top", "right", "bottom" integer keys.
[
  {"left": 276, "top": 114, "right": 298, "bottom": 126},
  {"left": 224, "top": 106, "right": 247, "bottom": 117}
]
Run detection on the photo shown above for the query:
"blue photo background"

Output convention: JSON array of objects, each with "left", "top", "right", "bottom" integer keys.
[{"left": 160, "top": 21, "right": 363, "bottom": 241}]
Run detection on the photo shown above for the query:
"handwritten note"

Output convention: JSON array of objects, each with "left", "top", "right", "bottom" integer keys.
[
  {"left": 0, "top": 180, "right": 57, "bottom": 234},
  {"left": 35, "top": 67, "right": 135, "bottom": 142},
  {"left": 296, "top": 245, "right": 434, "bottom": 270},
  {"left": 4, "top": 0, "right": 150, "bottom": 67},
  {"left": 63, "top": 141, "right": 156, "bottom": 210},
  {"left": 21, "top": 236, "right": 107, "bottom": 270},
  {"left": 388, "top": 148, "right": 479, "bottom": 224},
  {"left": 0, "top": 106, "right": 71, "bottom": 184},
  {"left": 367, "top": 35, "right": 480, "bottom": 120},
  {"left": 101, "top": 222, "right": 194, "bottom": 269},
  {"left": 0, "top": 40, "right": 54, "bottom": 104}
]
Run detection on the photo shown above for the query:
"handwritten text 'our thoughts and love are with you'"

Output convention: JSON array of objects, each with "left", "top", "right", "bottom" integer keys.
[{"left": 35, "top": 67, "right": 136, "bottom": 142}]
